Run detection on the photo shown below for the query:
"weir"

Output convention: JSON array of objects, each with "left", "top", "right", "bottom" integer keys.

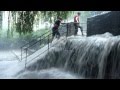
[
  {"left": 1, "top": 11, "right": 120, "bottom": 79},
  {"left": 16, "top": 11, "right": 120, "bottom": 79},
  {"left": 16, "top": 32, "right": 120, "bottom": 79}
]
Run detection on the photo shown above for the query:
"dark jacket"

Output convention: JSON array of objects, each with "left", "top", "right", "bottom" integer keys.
[{"left": 53, "top": 19, "right": 61, "bottom": 30}]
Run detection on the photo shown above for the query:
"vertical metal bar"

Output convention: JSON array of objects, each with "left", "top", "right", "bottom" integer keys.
[
  {"left": 39, "top": 36, "right": 41, "bottom": 48},
  {"left": 48, "top": 35, "right": 49, "bottom": 52},
  {"left": 25, "top": 48, "right": 27, "bottom": 69},
  {"left": 67, "top": 23, "right": 68, "bottom": 37},
  {"left": 21, "top": 47, "right": 22, "bottom": 61},
  {"left": 66, "top": 23, "right": 67, "bottom": 37},
  {"left": 40, "top": 36, "right": 41, "bottom": 46},
  {"left": 66, "top": 23, "right": 68, "bottom": 40}
]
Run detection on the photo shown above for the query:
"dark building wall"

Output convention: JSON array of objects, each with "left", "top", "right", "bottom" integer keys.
[{"left": 87, "top": 11, "right": 120, "bottom": 36}]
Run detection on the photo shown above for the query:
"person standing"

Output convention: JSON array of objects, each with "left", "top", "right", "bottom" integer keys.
[
  {"left": 52, "top": 17, "right": 63, "bottom": 40},
  {"left": 74, "top": 12, "right": 84, "bottom": 36}
]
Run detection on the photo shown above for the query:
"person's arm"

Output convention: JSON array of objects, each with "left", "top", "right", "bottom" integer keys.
[
  {"left": 75, "top": 16, "right": 79, "bottom": 24},
  {"left": 77, "top": 17, "right": 80, "bottom": 23}
]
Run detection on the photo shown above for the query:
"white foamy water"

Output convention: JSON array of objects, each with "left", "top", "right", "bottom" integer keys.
[
  {"left": 1, "top": 32, "right": 120, "bottom": 79},
  {"left": 0, "top": 37, "right": 72, "bottom": 79},
  {"left": 16, "top": 68, "right": 81, "bottom": 79}
]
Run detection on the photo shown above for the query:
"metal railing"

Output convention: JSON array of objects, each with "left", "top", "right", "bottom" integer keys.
[
  {"left": 20, "top": 22, "right": 87, "bottom": 69},
  {"left": 20, "top": 30, "right": 51, "bottom": 61},
  {"left": 25, "top": 30, "right": 68, "bottom": 67}
]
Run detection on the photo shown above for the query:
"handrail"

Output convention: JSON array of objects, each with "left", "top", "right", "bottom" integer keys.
[
  {"left": 21, "top": 29, "right": 66, "bottom": 62},
  {"left": 20, "top": 30, "right": 51, "bottom": 61},
  {"left": 20, "top": 22, "right": 86, "bottom": 68},
  {"left": 23, "top": 23, "right": 69, "bottom": 68},
  {"left": 21, "top": 22, "right": 86, "bottom": 48},
  {"left": 21, "top": 30, "right": 51, "bottom": 48},
  {"left": 27, "top": 32, "right": 52, "bottom": 49},
  {"left": 26, "top": 31, "right": 68, "bottom": 65}
]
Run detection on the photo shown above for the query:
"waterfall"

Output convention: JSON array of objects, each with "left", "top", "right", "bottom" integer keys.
[{"left": 16, "top": 32, "right": 120, "bottom": 79}]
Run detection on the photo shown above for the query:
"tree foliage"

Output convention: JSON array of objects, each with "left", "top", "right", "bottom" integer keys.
[
  {"left": 10, "top": 11, "right": 73, "bottom": 35},
  {"left": 15, "top": 11, "right": 38, "bottom": 35},
  {"left": 6, "top": 11, "right": 107, "bottom": 37}
]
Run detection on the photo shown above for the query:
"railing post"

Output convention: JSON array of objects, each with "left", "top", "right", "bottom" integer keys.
[
  {"left": 48, "top": 35, "right": 49, "bottom": 52},
  {"left": 66, "top": 23, "right": 68, "bottom": 40},
  {"left": 21, "top": 47, "right": 22, "bottom": 61},
  {"left": 67, "top": 23, "right": 68, "bottom": 36},
  {"left": 40, "top": 36, "right": 41, "bottom": 46},
  {"left": 39, "top": 36, "right": 41, "bottom": 48},
  {"left": 25, "top": 48, "right": 28, "bottom": 69}
]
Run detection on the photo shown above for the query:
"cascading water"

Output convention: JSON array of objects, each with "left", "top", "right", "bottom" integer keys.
[
  {"left": 15, "top": 32, "right": 120, "bottom": 79},
  {"left": 16, "top": 68, "right": 81, "bottom": 79}
]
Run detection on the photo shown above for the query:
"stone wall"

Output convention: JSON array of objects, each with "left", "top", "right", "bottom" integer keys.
[{"left": 87, "top": 11, "right": 120, "bottom": 36}]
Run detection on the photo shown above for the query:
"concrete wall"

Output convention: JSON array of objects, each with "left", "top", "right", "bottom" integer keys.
[
  {"left": 87, "top": 11, "right": 120, "bottom": 36},
  {"left": 59, "top": 22, "right": 75, "bottom": 37}
]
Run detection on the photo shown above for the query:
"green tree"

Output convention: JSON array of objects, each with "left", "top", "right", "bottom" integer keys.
[{"left": 11, "top": 11, "right": 73, "bottom": 36}]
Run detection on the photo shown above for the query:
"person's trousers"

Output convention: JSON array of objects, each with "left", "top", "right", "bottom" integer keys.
[
  {"left": 52, "top": 28, "right": 60, "bottom": 39},
  {"left": 74, "top": 23, "right": 83, "bottom": 36}
]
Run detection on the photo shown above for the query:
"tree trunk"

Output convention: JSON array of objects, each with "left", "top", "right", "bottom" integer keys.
[
  {"left": 7, "top": 11, "right": 10, "bottom": 38},
  {"left": 11, "top": 12, "right": 16, "bottom": 38}
]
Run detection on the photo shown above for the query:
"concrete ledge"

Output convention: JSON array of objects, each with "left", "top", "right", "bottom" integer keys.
[{"left": 87, "top": 11, "right": 120, "bottom": 36}]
